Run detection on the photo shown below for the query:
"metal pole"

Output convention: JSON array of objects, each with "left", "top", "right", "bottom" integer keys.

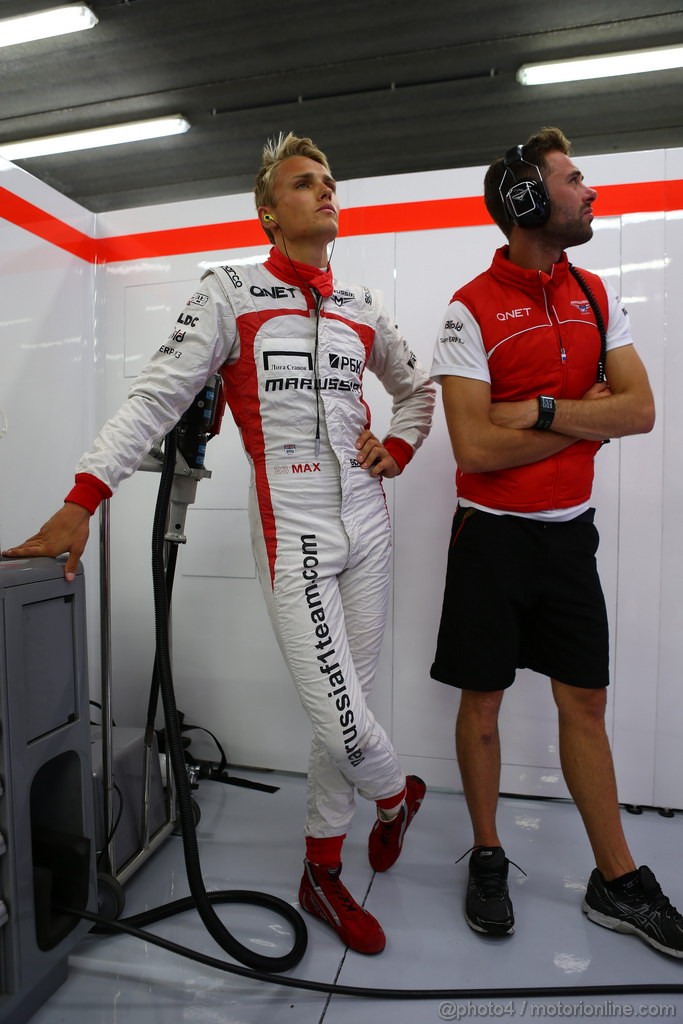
[{"left": 99, "top": 499, "right": 116, "bottom": 876}]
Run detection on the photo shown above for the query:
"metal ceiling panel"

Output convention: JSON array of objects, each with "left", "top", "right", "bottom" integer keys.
[{"left": 0, "top": 0, "right": 681, "bottom": 210}]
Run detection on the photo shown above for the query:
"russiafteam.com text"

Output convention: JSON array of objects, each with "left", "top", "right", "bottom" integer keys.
[{"left": 438, "top": 1002, "right": 677, "bottom": 1021}]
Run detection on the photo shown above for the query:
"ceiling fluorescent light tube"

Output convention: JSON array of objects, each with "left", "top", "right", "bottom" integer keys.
[
  {"left": 0, "top": 117, "right": 191, "bottom": 160},
  {"left": 0, "top": 4, "right": 98, "bottom": 48},
  {"left": 517, "top": 44, "right": 683, "bottom": 86}
]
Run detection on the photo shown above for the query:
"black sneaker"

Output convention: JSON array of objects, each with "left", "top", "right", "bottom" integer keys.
[
  {"left": 465, "top": 846, "right": 515, "bottom": 936},
  {"left": 583, "top": 866, "right": 683, "bottom": 959}
]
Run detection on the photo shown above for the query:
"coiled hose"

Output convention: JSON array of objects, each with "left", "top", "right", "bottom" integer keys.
[{"left": 147, "top": 426, "right": 308, "bottom": 973}]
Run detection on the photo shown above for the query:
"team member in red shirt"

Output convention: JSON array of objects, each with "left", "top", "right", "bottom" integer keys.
[{"left": 431, "top": 126, "right": 683, "bottom": 958}]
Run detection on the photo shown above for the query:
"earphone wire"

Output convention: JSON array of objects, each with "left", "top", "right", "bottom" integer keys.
[
  {"left": 569, "top": 264, "right": 607, "bottom": 383},
  {"left": 278, "top": 234, "right": 337, "bottom": 457}
]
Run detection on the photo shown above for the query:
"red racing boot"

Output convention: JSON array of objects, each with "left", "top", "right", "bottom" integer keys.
[
  {"left": 368, "top": 775, "right": 426, "bottom": 872},
  {"left": 298, "top": 860, "right": 386, "bottom": 954}
]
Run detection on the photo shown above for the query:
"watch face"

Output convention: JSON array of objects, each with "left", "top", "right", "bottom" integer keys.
[{"left": 534, "top": 395, "right": 556, "bottom": 430}]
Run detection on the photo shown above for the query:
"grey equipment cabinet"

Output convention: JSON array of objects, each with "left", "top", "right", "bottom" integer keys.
[{"left": 0, "top": 557, "right": 96, "bottom": 1024}]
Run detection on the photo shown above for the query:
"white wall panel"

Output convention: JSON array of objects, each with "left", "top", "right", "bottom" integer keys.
[
  {"left": 577, "top": 149, "right": 668, "bottom": 189},
  {"left": 96, "top": 190, "right": 257, "bottom": 237},
  {"left": 0, "top": 158, "right": 98, "bottom": 684},
  {"left": 391, "top": 224, "right": 491, "bottom": 790},
  {"left": 611, "top": 214, "right": 666, "bottom": 805},
  {"left": 349, "top": 164, "right": 490, "bottom": 205},
  {"left": 95, "top": 246, "right": 277, "bottom": 740},
  {"left": 654, "top": 146, "right": 683, "bottom": 810}
]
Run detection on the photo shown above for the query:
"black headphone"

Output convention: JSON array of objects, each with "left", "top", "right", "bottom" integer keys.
[{"left": 499, "top": 144, "right": 551, "bottom": 228}]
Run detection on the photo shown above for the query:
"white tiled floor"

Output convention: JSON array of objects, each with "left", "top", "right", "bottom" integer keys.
[{"left": 32, "top": 771, "right": 683, "bottom": 1023}]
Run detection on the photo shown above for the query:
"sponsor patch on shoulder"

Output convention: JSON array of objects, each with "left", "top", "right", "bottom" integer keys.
[
  {"left": 223, "top": 266, "right": 243, "bottom": 289},
  {"left": 188, "top": 292, "right": 209, "bottom": 306}
]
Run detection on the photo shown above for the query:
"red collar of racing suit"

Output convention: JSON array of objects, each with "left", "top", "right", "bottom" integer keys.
[
  {"left": 265, "top": 246, "right": 334, "bottom": 298},
  {"left": 490, "top": 245, "right": 570, "bottom": 295}
]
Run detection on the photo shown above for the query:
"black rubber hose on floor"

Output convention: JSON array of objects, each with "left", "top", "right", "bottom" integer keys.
[
  {"left": 77, "top": 902, "right": 683, "bottom": 1000},
  {"left": 145, "top": 427, "right": 308, "bottom": 973}
]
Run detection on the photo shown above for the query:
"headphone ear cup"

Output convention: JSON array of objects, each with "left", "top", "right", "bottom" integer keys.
[{"left": 504, "top": 178, "right": 551, "bottom": 228}]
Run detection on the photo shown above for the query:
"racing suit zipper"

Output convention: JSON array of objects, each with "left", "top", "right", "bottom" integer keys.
[
  {"left": 312, "top": 287, "right": 323, "bottom": 456},
  {"left": 543, "top": 287, "right": 567, "bottom": 372},
  {"left": 544, "top": 284, "right": 569, "bottom": 508}
]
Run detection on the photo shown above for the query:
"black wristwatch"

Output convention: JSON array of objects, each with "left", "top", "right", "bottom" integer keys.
[{"left": 533, "top": 395, "right": 556, "bottom": 430}]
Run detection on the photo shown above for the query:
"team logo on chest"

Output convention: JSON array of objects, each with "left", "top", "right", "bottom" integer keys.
[
  {"left": 329, "top": 353, "right": 363, "bottom": 374},
  {"left": 263, "top": 350, "right": 313, "bottom": 372},
  {"left": 263, "top": 349, "right": 315, "bottom": 392},
  {"left": 250, "top": 284, "right": 297, "bottom": 299},
  {"left": 332, "top": 289, "right": 354, "bottom": 307}
]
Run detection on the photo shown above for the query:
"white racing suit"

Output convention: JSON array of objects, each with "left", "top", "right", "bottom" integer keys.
[{"left": 69, "top": 247, "right": 435, "bottom": 837}]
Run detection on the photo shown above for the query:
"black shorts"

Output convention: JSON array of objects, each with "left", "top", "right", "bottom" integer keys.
[{"left": 430, "top": 505, "right": 609, "bottom": 692}]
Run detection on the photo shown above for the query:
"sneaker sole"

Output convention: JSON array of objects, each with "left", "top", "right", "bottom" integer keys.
[
  {"left": 582, "top": 900, "right": 683, "bottom": 959},
  {"left": 465, "top": 912, "right": 514, "bottom": 937}
]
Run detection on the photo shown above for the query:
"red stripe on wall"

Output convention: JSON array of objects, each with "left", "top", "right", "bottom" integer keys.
[
  {"left": 0, "top": 187, "right": 95, "bottom": 261},
  {"left": 96, "top": 220, "right": 264, "bottom": 262},
  {"left": 341, "top": 195, "right": 490, "bottom": 235},
  {"left": 2, "top": 181, "right": 683, "bottom": 264},
  {"left": 594, "top": 179, "right": 683, "bottom": 217}
]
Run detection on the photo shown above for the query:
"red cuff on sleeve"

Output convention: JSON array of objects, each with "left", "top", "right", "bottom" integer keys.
[
  {"left": 64, "top": 473, "right": 113, "bottom": 515},
  {"left": 383, "top": 436, "right": 413, "bottom": 474}
]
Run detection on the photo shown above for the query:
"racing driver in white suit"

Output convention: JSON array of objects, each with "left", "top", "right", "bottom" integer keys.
[{"left": 4, "top": 133, "right": 435, "bottom": 955}]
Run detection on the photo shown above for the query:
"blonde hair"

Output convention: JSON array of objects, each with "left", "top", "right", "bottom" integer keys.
[{"left": 254, "top": 132, "right": 331, "bottom": 240}]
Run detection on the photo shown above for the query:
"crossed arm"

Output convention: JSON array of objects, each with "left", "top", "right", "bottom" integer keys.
[{"left": 443, "top": 344, "right": 655, "bottom": 475}]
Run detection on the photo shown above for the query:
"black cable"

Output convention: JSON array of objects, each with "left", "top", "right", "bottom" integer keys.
[
  {"left": 96, "top": 781, "right": 123, "bottom": 867},
  {"left": 145, "top": 539, "right": 178, "bottom": 806},
  {"left": 66, "top": 903, "right": 683, "bottom": 999},
  {"left": 569, "top": 264, "right": 607, "bottom": 383},
  {"left": 145, "top": 540, "right": 178, "bottom": 747},
  {"left": 312, "top": 287, "right": 323, "bottom": 455},
  {"left": 149, "top": 428, "right": 307, "bottom": 974},
  {"left": 90, "top": 699, "right": 116, "bottom": 727},
  {"left": 177, "top": 724, "right": 229, "bottom": 773}
]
